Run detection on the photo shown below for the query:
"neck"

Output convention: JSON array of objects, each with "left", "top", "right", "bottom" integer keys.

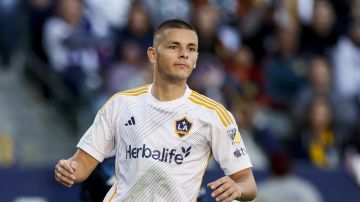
[{"left": 151, "top": 80, "right": 187, "bottom": 102}]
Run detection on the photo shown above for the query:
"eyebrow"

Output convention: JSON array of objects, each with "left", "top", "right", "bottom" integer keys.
[{"left": 167, "top": 41, "right": 197, "bottom": 47}]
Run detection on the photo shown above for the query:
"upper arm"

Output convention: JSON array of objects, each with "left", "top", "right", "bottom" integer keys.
[
  {"left": 210, "top": 112, "right": 252, "bottom": 175},
  {"left": 77, "top": 102, "right": 116, "bottom": 162}
]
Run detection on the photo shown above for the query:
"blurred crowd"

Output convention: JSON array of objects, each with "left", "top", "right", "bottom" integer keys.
[{"left": 2, "top": 0, "right": 360, "bottom": 189}]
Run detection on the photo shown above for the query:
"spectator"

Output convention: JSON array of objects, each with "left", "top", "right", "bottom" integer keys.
[
  {"left": 43, "top": 0, "right": 101, "bottom": 96},
  {"left": 294, "top": 95, "right": 340, "bottom": 169},
  {"left": 143, "top": 0, "right": 191, "bottom": 26},
  {"left": 116, "top": 4, "right": 154, "bottom": 58},
  {"left": 234, "top": 1, "right": 275, "bottom": 61},
  {"left": 192, "top": 4, "right": 222, "bottom": 54},
  {"left": 256, "top": 151, "right": 324, "bottom": 202},
  {"left": 348, "top": 0, "right": 360, "bottom": 21},
  {"left": 264, "top": 23, "right": 307, "bottom": 109},
  {"left": 104, "top": 40, "right": 148, "bottom": 94},
  {"left": 300, "top": 0, "right": 340, "bottom": 56},
  {"left": 276, "top": 0, "right": 299, "bottom": 27},
  {"left": 332, "top": 18, "right": 360, "bottom": 101},
  {"left": 85, "top": 0, "right": 131, "bottom": 37},
  {"left": 192, "top": 2, "right": 242, "bottom": 63},
  {"left": 27, "top": 0, "right": 54, "bottom": 62},
  {"left": 93, "top": 39, "right": 150, "bottom": 112},
  {"left": 225, "top": 46, "right": 265, "bottom": 102},
  {"left": 293, "top": 56, "right": 357, "bottom": 143}
]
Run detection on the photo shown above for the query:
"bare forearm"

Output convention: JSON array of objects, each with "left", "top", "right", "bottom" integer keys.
[
  {"left": 230, "top": 168, "right": 257, "bottom": 201},
  {"left": 69, "top": 149, "right": 99, "bottom": 183},
  {"left": 55, "top": 149, "right": 99, "bottom": 187},
  {"left": 208, "top": 168, "right": 257, "bottom": 202},
  {"left": 235, "top": 180, "right": 257, "bottom": 201},
  {"left": 69, "top": 156, "right": 94, "bottom": 183},
  {"left": 62, "top": 149, "right": 99, "bottom": 183}
]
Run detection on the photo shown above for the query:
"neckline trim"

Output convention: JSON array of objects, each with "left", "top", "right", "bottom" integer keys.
[{"left": 146, "top": 84, "right": 191, "bottom": 108}]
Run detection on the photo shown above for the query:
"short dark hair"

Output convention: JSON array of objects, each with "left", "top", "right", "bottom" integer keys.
[{"left": 153, "top": 19, "right": 197, "bottom": 47}]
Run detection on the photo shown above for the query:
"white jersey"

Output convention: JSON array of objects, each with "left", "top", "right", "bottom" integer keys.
[{"left": 77, "top": 84, "right": 252, "bottom": 202}]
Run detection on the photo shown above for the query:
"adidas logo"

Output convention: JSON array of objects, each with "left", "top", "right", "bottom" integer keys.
[{"left": 125, "top": 116, "right": 136, "bottom": 126}]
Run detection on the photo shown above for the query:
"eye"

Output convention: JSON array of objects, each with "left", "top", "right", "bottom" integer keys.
[
  {"left": 189, "top": 47, "right": 197, "bottom": 52},
  {"left": 169, "top": 45, "right": 177, "bottom": 49}
]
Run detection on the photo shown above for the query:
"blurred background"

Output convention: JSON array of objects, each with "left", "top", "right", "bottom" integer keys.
[{"left": 0, "top": 0, "right": 360, "bottom": 201}]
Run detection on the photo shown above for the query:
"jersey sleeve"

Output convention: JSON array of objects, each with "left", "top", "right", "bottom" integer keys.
[
  {"left": 210, "top": 111, "right": 252, "bottom": 175},
  {"left": 77, "top": 104, "right": 115, "bottom": 162}
]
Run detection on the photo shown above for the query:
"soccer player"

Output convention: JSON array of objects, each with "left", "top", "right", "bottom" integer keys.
[{"left": 55, "top": 19, "right": 257, "bottom": 202}]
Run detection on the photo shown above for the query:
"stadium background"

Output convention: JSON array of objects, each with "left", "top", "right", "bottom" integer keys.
[{"left": 1, "top": 0, "right": 360, "bottom": 201}]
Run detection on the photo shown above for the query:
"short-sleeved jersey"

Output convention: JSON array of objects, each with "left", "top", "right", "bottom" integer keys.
[{"left": 77, "top": 84, "right": 252, "bottom": 202}]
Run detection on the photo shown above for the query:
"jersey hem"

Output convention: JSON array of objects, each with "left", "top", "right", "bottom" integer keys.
[
  {"left": 224, "top": 163, "right": 253, "bottom": 176},
  {"left": 77, "top": 141, "right": 105, "bottom": 162}
]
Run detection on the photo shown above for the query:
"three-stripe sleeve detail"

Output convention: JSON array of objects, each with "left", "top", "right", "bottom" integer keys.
[{"left": 188, "top": 91, "right": 233, "bottom": 127}]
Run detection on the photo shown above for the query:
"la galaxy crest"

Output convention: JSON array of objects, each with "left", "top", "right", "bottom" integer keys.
[{"left": 174, "top": 117, "right": 193, "bottom": 138}]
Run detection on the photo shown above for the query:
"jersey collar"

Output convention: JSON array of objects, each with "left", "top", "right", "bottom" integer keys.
[{"left": 146, "top": 84, "right": 191, "bottom": 110}]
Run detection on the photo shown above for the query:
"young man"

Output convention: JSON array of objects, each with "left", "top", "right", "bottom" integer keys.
[{"left": 55, "top": 19, "right": 257, "bottom": 202}]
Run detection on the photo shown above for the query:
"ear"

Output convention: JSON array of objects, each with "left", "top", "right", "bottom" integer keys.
[{"left": 147, "top": 47, "right": 157, "bottom": 65}]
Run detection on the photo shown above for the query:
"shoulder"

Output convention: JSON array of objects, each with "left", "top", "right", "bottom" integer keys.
[
  {"left": 188, "top": 90, "right": 235, "bottom": 128},
  {"left": 99, "top": 84, "right": 150, "bottom": 113}
]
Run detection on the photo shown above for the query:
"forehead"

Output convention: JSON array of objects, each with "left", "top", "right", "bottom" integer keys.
[{"left": 160, "top": 28, "right": 198, "bottom": 45}]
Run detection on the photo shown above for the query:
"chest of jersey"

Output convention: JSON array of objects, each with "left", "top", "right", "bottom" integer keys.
[{"left": 116, "top": 103, "right": 210, "bottom": 165}]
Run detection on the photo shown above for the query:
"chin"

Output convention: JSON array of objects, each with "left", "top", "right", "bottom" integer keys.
[
  {"left": 166, "top": 74, "right": 189, "bottom": 82},
  {"left": 178, "top": 72, "right": 192, "bottom": 80}
]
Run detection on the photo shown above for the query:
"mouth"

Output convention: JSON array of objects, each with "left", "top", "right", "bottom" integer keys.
[{"left": 174, "top": 63, "right": 189, "bottom": 69}]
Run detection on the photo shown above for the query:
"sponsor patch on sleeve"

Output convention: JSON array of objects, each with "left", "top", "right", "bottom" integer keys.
[{"left": 227, "top": 128, "right": 241, "bottom": 144}]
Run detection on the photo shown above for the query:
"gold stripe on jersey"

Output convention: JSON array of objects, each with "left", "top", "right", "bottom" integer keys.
[
  {"left": 118, "top": 89, "right": 148, "bottom": 96},
  {"left": 192, "top": 91, "right": 234, "bottom": 124},
  {"left": 188, "top": 96, "right": 228, "bottom": 127},
  {"left": 191, "top": 91, "right": 233, "bottom": 125},
  {"left": 99, "top": 85, "right": 150, "bottom": 112},
  {"left": 108, "top": 160, "right": 119, "bottom": 202},
  {"left": 120, "top": 84, "right": 150, "bottom": 94},
  {"left": 108, "top": 183, "right": 117, "bottom": 202}
]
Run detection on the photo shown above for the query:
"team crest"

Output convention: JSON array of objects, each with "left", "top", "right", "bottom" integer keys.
[
  {"left": 175, "top": 117, "right": 193, "bottom": 138},
  {"left": 227, "top": 128, "right": 241, "bottom": 144}
]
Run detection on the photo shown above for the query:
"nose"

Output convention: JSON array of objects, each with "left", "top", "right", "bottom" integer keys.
[{"left": 179, "top": 48, "right": 189, "bottom": 59}]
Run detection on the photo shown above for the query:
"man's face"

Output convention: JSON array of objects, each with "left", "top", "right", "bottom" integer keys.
[{"left": 148, "top": 28, "right": 198, "bottom": 82}]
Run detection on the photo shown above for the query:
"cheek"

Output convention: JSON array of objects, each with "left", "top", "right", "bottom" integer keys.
[
  {"left": 157, "top": 51, "right": 172, "bottom": 62},
  {"left": 158, "top": 56, "right": 172, "bottom": 68},
  {"left": 191, "top": 55, "right": 198, "bottom": 67},
  {"left": 156, "top": 55, "right": 172, "bottom": 73}
]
